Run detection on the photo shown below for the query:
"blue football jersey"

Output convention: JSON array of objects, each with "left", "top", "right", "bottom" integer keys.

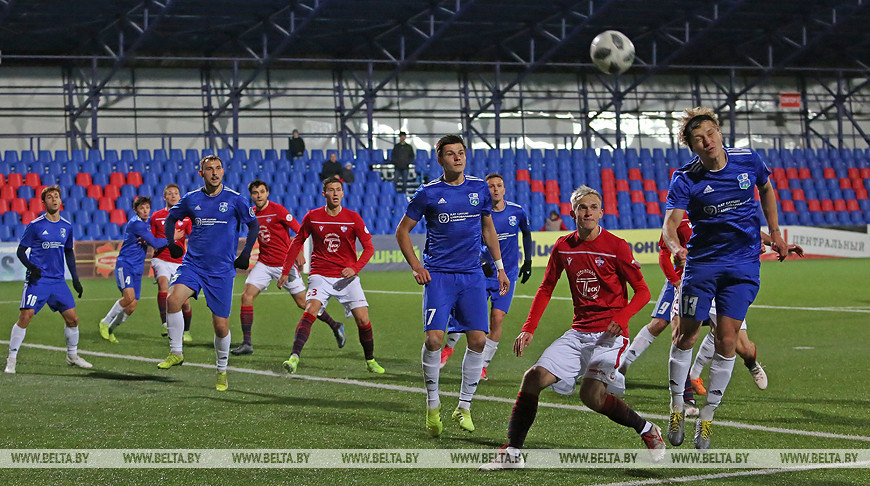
[
  {"left": 19, "top": 214, "right": 74, "bottom": 280},
  {"left": 169, "top": 186, "right": 256, "bottom": 276},
  {"left": 405, "top": 176, "right": 492, "bottom": 272},
  {"left": 482, "top": 200, "right": 530, "bottom": 280},
  {"left": 117, "top": 216, "right": 164, "bottom": 267},
  {"left": 666, "top": 147, "right": 771, "bottom": 265}
]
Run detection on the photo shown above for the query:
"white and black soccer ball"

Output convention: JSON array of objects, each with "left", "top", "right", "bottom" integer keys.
[{"left": 590, "top": 30, "right": 635, "bottom": 74}]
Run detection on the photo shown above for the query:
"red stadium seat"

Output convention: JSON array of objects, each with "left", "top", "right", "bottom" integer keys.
[
  {"left": 628, "top": 168, "right": 642, "bottom": 180},
  {"left": 75, "top": 173, "right": 92, "bottom": 186},
  {"left": 515, "top": 169, "right": 530, "bottom": 182},
  {"left": 669, "top": 168, "right": 677, "bottom": 179},
  {"left": 834, "top": 200, "right": 847, "bottom": 212},
  {"left": 775, "top": 177, "right": 789, "bottom": 190},
  {"left": 798, "top": 168, "right": 811, "bottom": 179},
  {"left": 615, "top": 179, "right": 629, "bottom": 192},
  {"left": 823, "top": 168, "right": 836, "bottom": 179},
  {"left": 848, "top": 168, "right": 860, "bottom": 179},
  {"left": 0, "top": 173, "right": 5, "bottom": 187},
  {"left": 21, "top": 211, "right": 36, "bottom": 225},
  {"left": 103, "top": 185, "right": 120, "bottom": 200},
  {"left": 10, "top": 198, "right": 26, "bottom": 213},
  {"left": 791, "top": 189, "right": 805, "bottom": 200},
  {"left": 1, "top": 185, "right": 14, "bottom": 200},
  {"left": 601, "top": 168, "right": 615, "bottom": 182},
  {"left": 645, "top": 201, "right": 661, "bottom": 215},
  {"left": 855, "top": 188, "right": 868, "bottom": 200},
  {"left": 851, "top": 178, "right": 864, "bottom": 192},
  {"left": 530, "top": 180, "right": 544, "bottom": 192},
  {"left": 545, "top": 192, "right": 560, "bottom": 204},
  {"left": 126, "top": 172, "right": 143, "bottom": 187},
  {"left": 630, "top": 190, "right": 644, "bottom": 203},
  {"left": 820, "top": 199, "right": 834, "bottom": 211},
  {"left": 807, "top": 199, "right": 821, "bottom": 212},
  {"left": 28, "top": 197, "right": 42, "bottom": 213},
  {"left": 560, "top": 202, "right": 572, "bottom": 215},
  {"left": 0, "top": 199, "right": 7, "bottom": 213},
  {"left": 772, "top": 168, "right": 786, "bottom": 180},
  {"left": 110, "top": 209, "right": 127, "bottom": 225},
  {"left": 642, "top": 179, "right": 657, "bottom": 192},
  {"left": 6, "top": 173, "right": 23, "bottom": 187},
  {"left": 109, "top": 172, "right": 125, "bottom": 187},
  {"left": 860, "top": 168, "right": 870, "bottom": 179},
  {"left": 98, "top": 197, "right": 115, "bottom": 211},
  {"left": 604, "top": 203, "right": 619, "bottom": 216},
  {"left": 847, "top": 199, "right": 860, "bottom": 211},
  {"left": 839, "top": 178, "right": 852, "bottom": 190},
  {"left": 87, "top": 185, "right": 103, "bottom": 199},
  {"left": 24, "top": 173, "right": 41, "bottom": 188},
  {"left": 780, "top": 199, "right": 795, "bottom": 212},
  {"left": 658, "top": 190, "right": 668, "bottom": 202}
]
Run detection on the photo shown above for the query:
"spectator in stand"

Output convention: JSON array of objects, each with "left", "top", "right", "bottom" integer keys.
[
  {"left": 340, "top": 162, "right": 355, "bottom": 183},
  {"left": 391, "top": 131, "right": 415, "bottom": 193},
  {"left": 319, "top": 152, "right": 343, "bottom": 181},
  {"left": 540, "top": 210, "right": 568, "bottom": 231},
  {"left": 288, "top": 129, "right": 305, "bottom": 159}
]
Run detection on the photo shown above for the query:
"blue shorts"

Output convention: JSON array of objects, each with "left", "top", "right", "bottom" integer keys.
[
  {"left": 680, "top": 261, "right": 760, "bottom": 322},
  {"left": 650, "top": 281, "right": 676, "bottom": 320},
  {"left": 487, "top": 275, "right": 516, "bottom": 314},
  {"left": 115, "top": 260, "right": 143, "bottom": 300},
  {"left": 20, "top": 278, "right": 75, "bottom": 315},
  {"left": 170, "top": 264, "right": 235, "bottom": 318},
  {"left": 423, "top": 271, "right": 488, "bottom": 333}
]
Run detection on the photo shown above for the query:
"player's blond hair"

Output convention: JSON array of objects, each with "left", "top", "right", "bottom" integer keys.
[
  {"left": 678, "top": 106, "right": 720, "bottom": 147},
  {"left": 570, "top": 185, "right": 602, "bottom": 209}
]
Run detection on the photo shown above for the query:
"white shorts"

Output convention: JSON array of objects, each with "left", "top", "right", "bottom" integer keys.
[
  {"left": 535, "top": 329, "right": 629, "bottom": 396},
  {"left": 245, "top": 261, "right": 306, "bottom": 295},
  {"left": 151, "top": 258, "right": 181, "bottom": 281},
  {"left": 306, "top": 274, "right": 368, "bottom": 318},
  {"left": 709, "top": 299, "right": 748, "bottom": 330}
]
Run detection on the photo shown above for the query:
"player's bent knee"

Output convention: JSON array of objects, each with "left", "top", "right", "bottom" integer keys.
[{"left": 521, "top": 366, "right": 554, "bottom": 392}]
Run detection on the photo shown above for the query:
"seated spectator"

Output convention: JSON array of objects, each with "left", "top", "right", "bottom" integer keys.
[
  {"left": 288, "top": 129, "right": 305, "bottom": 158},
  {"left": 340, "top": 162, "right": 355, "bottom": 183},
  {"left": 319, "top": 152, "right": 343, "bottom": 181},
  {"left": 540, "top": 210, "right": 568, "bottom": 231}
]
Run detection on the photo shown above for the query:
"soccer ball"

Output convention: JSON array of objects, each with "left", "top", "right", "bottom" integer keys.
[{"left": 590, "top": 30, "right": 635, "bottom": 74}]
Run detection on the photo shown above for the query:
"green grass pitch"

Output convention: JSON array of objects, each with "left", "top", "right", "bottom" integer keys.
[{"left": 1, "top": 258, "right": 868, "bottom": 485}]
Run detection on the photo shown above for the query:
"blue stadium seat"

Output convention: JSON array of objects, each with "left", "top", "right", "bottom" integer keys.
[
  {"left": 103, "top": 224, "right": 122, "bottom": 240},
  {"left": 87, "top": 150, "right": 102, "bottom": 163},
  {"left": 169, "top": 149, "right": 183, "bottom": 162},
  {"left": 0, "top": 225, "right": 13, "bottom": 242}
]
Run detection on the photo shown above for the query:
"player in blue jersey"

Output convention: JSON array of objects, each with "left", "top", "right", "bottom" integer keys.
[
  {"left": 5, "top": 186, "right": 91, "bottom": 374},
  {"left": 156, "top": 155, "right": 258, "bottom": 392},
  {"left": 663, "top": 107, "right": 787, "bottom": 449},
  {"left": 396, "top": 135, "right": 511, "bottom": 437},
  {"left": 440, "top": 172, "right": 533, "bottom": 381},
  {"left": 98, "top": 196, "right": 166, "bottom": 343}
]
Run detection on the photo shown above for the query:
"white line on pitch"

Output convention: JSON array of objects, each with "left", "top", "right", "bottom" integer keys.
[{"left": 7, "top": 341, "right": 870, "bottom": 443}]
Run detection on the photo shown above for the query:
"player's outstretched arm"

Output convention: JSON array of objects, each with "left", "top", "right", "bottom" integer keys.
[
  {"left": 481, "top": 214, "right": 510, "bottom": 295},
  {"left": 396, "top": 215, "right": 430, "bottom": 285},
  {"left": 758, "top": 181, "right": 787, "bottom": 260},
  {"left": 235, "top": 219, "right": 259, "bottom": 270},
  {"left": 64, "top": 247, "right": 83, "bottom": 298},
  {"left": 662, "top": 208, "right": 688, "bottom": 268}
]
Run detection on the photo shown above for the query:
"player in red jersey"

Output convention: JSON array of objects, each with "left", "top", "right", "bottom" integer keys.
[
  {"left": 277, "top": 176, "right": 384, "bottom": 374},
  {"left": 481, "top": 185, "right": 663, "bottom": 470},
  {"left": 150, "top": 184, "right": 194, "bottom": 341},
  {"left": 230, "top": 180, "right": 346, "bottom": 356}
]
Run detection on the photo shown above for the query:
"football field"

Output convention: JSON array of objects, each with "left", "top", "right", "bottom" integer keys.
[{"left": 1, "top": 258, "right": 868, "bottom": 485}]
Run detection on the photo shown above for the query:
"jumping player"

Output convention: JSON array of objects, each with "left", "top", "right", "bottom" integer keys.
[
  {"left": 277, "top": 176, "right": 383, "bottom": 374},
  {"left": 396, "top": 134, "right": 510, "bottom": 437},
  {"left": 150, "top": 184, "right": 194, "bottom": 342},
  {"left": 480, "top": 185, "right": 662, "bottom": 470},
  {"left": 5, "top": 186, "right": 91, "bottom": 373},
  {"left": 156, "top": 155, "right": 258, "bottom": 393},
  {"left": 231, "top": 180, "right": 346, "bottom": 356},
  {"left": 440, "top": 172, "right": 533, "bottom": 381},
  {"left": 99, "top": 196, "right": 167, "bottom": 343}
]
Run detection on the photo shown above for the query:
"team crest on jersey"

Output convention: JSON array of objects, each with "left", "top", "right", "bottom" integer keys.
[
  {"left": 266, "top": 217, "right": 272, "bottom": 223},
  {"left": 219, "top": 202, "right": 229, "bottom": 212},
  {"left": 594, "top": 256, "right": 605, "bottom": 267},
  {"left": 340, "top": 225, "right": 347, "bottom": 232},
  {"left": 575, "top": 268, "right": 600, "bottom": 300},
  {"left": 324, "top": 233, "right": 341, "bottom": 252},
  {"left": 60, "top": 228, "right": 66, "bottom": 239},
  {"left": 737, "top": 173, "right": 750, "bottom": 190},
  {"left": 509, "top": 215, "right": 517, "bottom": 226},
  {"left": 468, "top": 193, "right": 479, "bottom": 206}
]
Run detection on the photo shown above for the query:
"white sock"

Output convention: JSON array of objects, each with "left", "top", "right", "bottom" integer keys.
[
  {"left": 459, "top": 347, "right": 484, "bottom": 404},
  {"left": 690, "top": 332, "right": 716, "bottom": 380},
  {"left": 103, "top": 299, "right": 124, "bottom": 324},
  {"left": 445, "top": 332, "right": 461, "bottom": 349},
  {"left": 668, "top": 344, "right": 693, "bottom": 412},
  {"left": 700, "top": 353, "right": 735, "bottom": 421},
  {"left": 167, "top": 311, "right": 184, "bottom": 354},
  {"left": 214, "top": 331, "right": 231, "bottom": 372},
  {"left": 622, "top": 325, "right": 656, "bottom": 371},
  {"left": 8, "top": 323, "right": 27, "bottom": 358},
  {"left": 109, "top": 311, "right": 130, "bottom": 331},
  {"left": 64, "top": 326, "right": 79, "bottom": 354},
  {"left": 421, "top": 345, "right": 441, "bottom": 409},
  {"left": 482, "top": 338, "right": 499, "bottom": 367}
]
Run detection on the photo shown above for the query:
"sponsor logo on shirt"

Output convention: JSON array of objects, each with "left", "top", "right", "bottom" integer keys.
[
  {"left": 194, "top": 205, "right": 202, "bottom": 210},
  {"left": 42, "top": 230, "right": 49, "bottom": 235},
  {"left": 438, "top": 198, "right": 447, "bottom": 204},
  {"left": 468, "top": 193, "right": 479, "bottom": 206},
  {"left": 324, "top": 233, "right": 341, "bottom": 252},
  {"left": 704, "top": 185, "right": 714, "bottom": 194},
  {"left": 42, "top": 241, "right": 63, "bottom": 249},
  {"left": 737, "top": 173, "right": 750, "bottom": 190},
  {"left": 437, "top": 212, "right": 481, "bottom": 224},
  {"left": 575, "top": 268, "right": 600, "bottom": 300}
]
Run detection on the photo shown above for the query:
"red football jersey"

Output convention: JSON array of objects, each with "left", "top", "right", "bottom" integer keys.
[
  {"left": 254, "top": 201, "right": 301, "bottom": 267},
  {"left": 151, "top": 207, "right": 192, "bottom": 264},
  {"left": 523, "top": 228, "right": 648, "bottom": 336},
  {"left": 658, "top": 214, "right": 692, "bottom": 284},
  {"left": 283, "top": 206, "right": 375, "bottom": 278}
]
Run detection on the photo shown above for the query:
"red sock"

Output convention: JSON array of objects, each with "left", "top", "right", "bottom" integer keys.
[
  {"left": 507, "top": 391, "right": 539, "bottom": 449},
  {"left": 317, "top": 311, "right": 342, "bottom": 332},
  {"left": 358, "top": 322, "right": 374, "bottom": 360},
  {"left": 240, "top": 306, "right": 254, "bottom": 344},
  {"left": 182, "top": 308, "right": 192, "bottom": 332},
  {"left": 744, "top": 348, "right": 757, "bottom": 369},
  {"left": 600, "top": 394, "right": 646, "bottom": 434},
  {"left": 157, "top": 292, "right": 167, "bottom": 324},
  {"left": 292, "top": 312, "right": 316, "bottom": 356}
]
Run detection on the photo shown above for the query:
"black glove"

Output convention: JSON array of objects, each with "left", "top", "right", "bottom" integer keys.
[
  {"left": 167, "top": 243, "right": 184, "bottom": 259},
  {"left": 234, "top": 251, "right": 251, "bottom": 270},
  {"left": 72, "top": 279, "right": 83, "bottom": 298},
  {"left": 519, "top": 260, "right": 533, "bottom": 284},
  {"left": 481, "top": 257, "right": 494, "bottom": 278},
  {"left": 26, "top": 267, "right": 41, "bottom": 284}
]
